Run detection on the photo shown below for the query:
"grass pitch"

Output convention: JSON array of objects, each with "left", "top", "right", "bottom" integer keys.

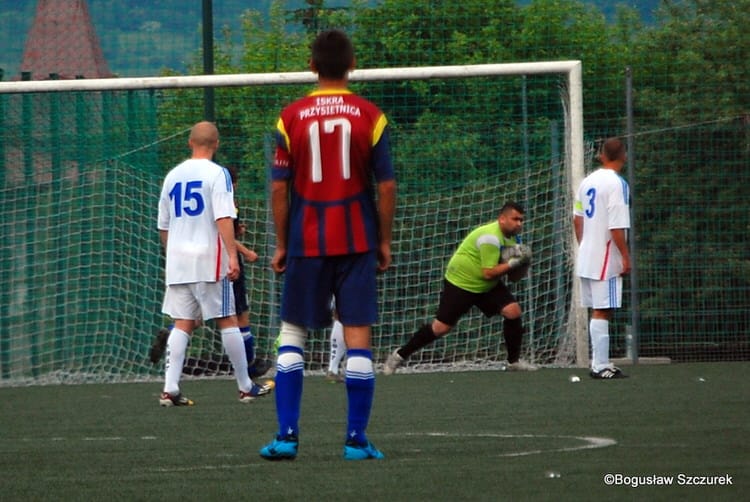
[{"left": 0, "top": 362, "right": 747, "bottom": 501}]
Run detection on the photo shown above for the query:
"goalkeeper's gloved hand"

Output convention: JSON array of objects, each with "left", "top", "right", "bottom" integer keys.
[
  {"left": 507, "top": 245, "right": 532, "bottom": 270},
  {"left": 507, "top": 255, "right": 529, "bottom": 270}
]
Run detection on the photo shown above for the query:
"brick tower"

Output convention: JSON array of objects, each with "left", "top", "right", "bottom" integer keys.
[{"left": 20, "top": 0, "right": 113, "bottom": 79}]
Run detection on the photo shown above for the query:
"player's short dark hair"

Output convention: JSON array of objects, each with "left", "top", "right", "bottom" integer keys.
[
  {"left": 312, "top": 29, "right": 354, "bottom": 80},
  {"left": 600, "top": 137, "right": 626, "bottom": 162},
  {"left": 500, "top": 201, "right": 525, "bottom": 215}
]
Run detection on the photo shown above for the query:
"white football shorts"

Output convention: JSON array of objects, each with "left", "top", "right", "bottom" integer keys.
[
  {"left": 162, "top": 278, "right": 236, "bottom": 321},
  {"left": 579, "top": 276, "right": 623, "bottom": 309}
]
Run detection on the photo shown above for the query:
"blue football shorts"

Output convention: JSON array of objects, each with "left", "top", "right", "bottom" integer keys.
[{"left": 280, "top": 251, "right": 378, "bottom": 329}]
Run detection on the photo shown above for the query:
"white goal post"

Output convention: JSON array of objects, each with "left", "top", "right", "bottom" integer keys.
[{"left": 0, "top": 61, "right": 587, "bottom": 386}]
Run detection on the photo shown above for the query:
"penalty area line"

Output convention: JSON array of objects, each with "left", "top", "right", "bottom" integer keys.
[
  {"left": 154, "top": 463, "right": 267, "bottom": 473},
  {"left": 398, "top": 432, "right": 617, "bottom": 457}
]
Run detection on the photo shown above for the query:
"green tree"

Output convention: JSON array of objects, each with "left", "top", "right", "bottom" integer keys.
[
  {"left": 626, "top": 0, "right": 750, "bottom": 348},
  {"left": 513, "top": 0, "right": 630, "bottom": 135},
  {"left": 634, "top": 0, "right": 750, "bottom": 125},
  {"left": 157, "top": 0, "right": 310, "bottom": 189}
]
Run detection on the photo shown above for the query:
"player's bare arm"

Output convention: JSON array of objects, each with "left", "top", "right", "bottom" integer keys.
[
  {"left": 236, "top": 241, "right": 258, "bottom": 262},
  {"left": 482, "top": 262, "right": 516, "bottom": 281},
  {"left": 573, "top": 215, "right": 583, "bottom": 243},
  {"left": 376, "top": 179, "right": 396, "bottom": 272},
  {"left": 610, "top": 228, "right": 631, "bottom": 275},
  {"left": 216, "top": 217, "right": 239, "bottom": 281},
  {"left": 270, "top": 179, "right": 289, "bottom": 273}
]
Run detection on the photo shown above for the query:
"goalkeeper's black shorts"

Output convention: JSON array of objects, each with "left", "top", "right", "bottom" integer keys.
[{"left": 435, "top": 279, "right": 515, "bottom": 326}]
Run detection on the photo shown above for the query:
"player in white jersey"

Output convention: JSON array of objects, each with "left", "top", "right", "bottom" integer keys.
[
  {"left": 157, "top": 121, "right": 259, "bottom": 405},
  {"left": 573, "top": 137, "right": 631, "bottom": 379}
]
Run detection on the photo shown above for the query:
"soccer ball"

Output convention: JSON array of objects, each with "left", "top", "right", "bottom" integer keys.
[{"left": 507, "top": 263, "right": 529, "bottom": 283}]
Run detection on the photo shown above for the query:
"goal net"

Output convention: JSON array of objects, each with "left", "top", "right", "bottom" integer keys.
[{"left": 0, "top": 62, "right": 584, "bottom": 385}]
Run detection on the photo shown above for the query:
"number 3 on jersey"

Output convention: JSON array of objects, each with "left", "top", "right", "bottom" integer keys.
[
  {"left": 169, "top": 180, "right": 205, "bottom": 217},
  {"left": 584, "top": 187, "right": 596, "bottom": 218},
  {"left": 308, "top": 118, "right": 351, "bottom": 182}
]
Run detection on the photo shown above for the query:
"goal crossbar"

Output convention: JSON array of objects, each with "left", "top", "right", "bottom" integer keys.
[{"left": 0, "top": 61, "right": 582, "bottom": 92}]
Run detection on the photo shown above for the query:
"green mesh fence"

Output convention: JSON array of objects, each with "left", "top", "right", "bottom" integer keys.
[{"left": 0, "top": 0, "right": 748, "bottom": 385}]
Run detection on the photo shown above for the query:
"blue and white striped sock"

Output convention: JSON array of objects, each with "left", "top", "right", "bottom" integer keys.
[
  {"left": 275, "top": 346, "right": 304, "bottom": 438},
  {"left": 345, "top": 349, "right": 375, "bottom": 445}
]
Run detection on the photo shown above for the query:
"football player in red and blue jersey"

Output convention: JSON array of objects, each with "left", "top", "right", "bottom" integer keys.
[{"left": 260, "top": 29, "right": 396, "bottom": 461}]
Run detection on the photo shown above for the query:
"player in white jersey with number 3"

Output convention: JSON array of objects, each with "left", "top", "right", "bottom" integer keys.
[
  {"left": 157, "top": 121, "right": 259, "bottom": 405},
  {"left": 573, "top": 137, "right": 631, "bottom": 379}
]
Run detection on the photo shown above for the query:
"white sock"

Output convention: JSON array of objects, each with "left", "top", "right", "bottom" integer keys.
[
  {"left": 589, "top": 319, "right": 610, "bottom": 372},
  {"left": 221, "top": 327, "right": 253, "bottom": 392},
  {"left": 163, "top": 328, "right": 189, "bottom": 395},
  {"left": 328, "top": 320, "right": 346, "bottom": 374}
]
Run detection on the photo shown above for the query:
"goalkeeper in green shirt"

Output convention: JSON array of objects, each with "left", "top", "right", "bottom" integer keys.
[{"left": 383, "top": 202, "right": 537, "bottom": 374}]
